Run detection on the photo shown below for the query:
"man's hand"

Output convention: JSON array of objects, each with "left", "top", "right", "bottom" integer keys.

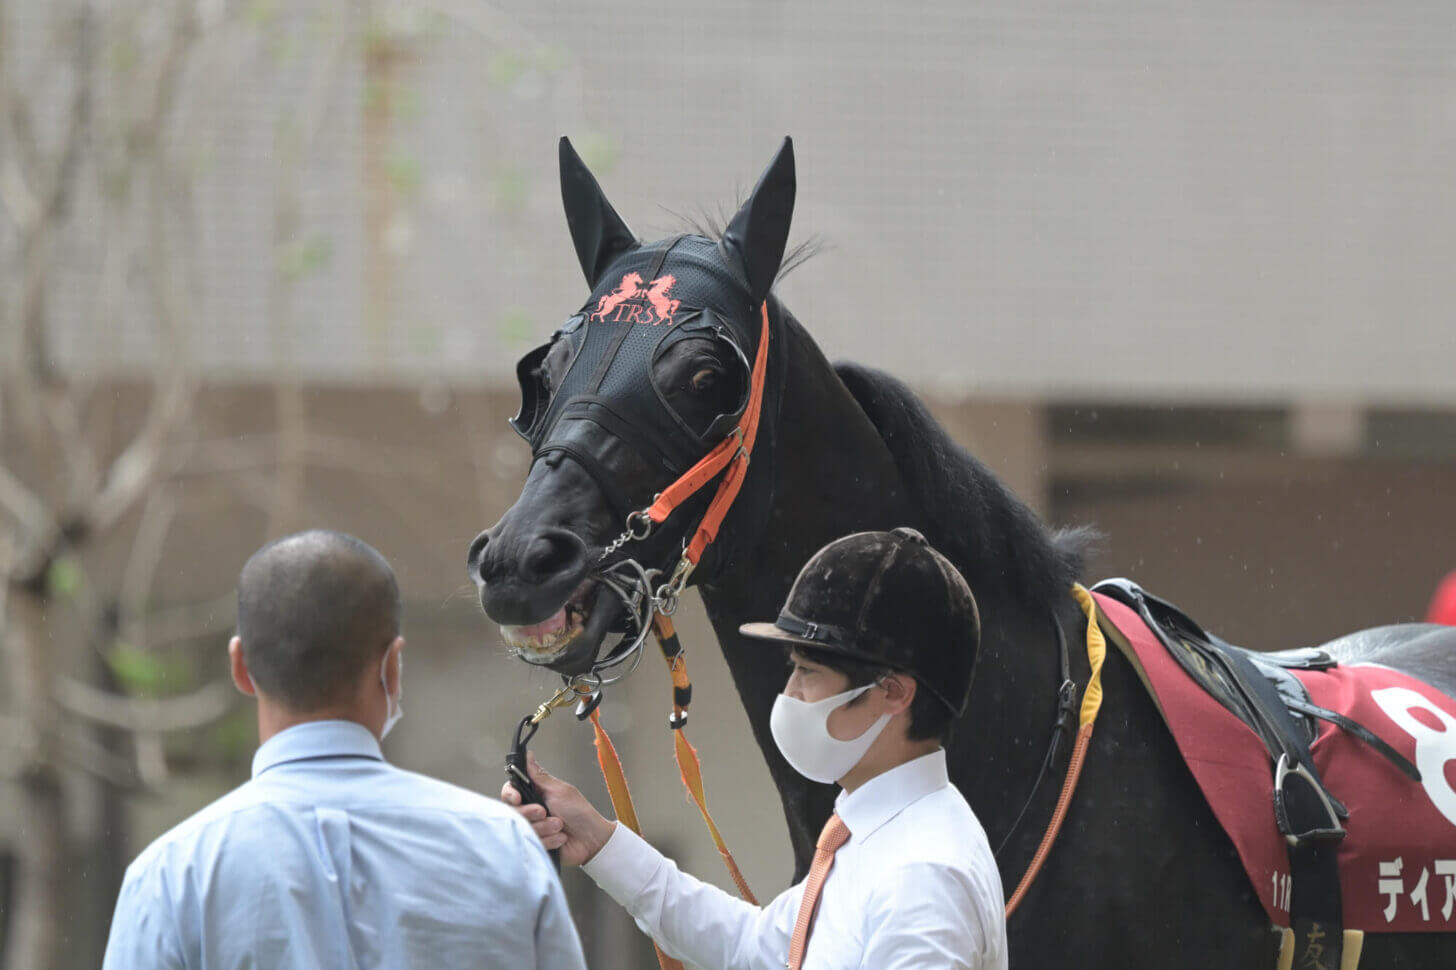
[{"left": 501, "top": 752, "right": 617, "bottom": 867}]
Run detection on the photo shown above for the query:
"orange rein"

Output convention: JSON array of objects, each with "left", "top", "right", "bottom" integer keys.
[{"left": 1004, "top": 585, "right": 1107, "bottom": 918}]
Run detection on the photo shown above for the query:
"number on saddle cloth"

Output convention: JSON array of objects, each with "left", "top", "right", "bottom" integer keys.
[{"left": 1092, "top": 578, "right": 1351, "bottom": 970}]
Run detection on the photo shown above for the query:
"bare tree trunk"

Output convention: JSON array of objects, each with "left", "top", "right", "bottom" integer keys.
[
  {"left": 362, "top": 6, "right": 415, "bottom": 376},
  {"left": 11, "top": 768, "right": 64, "bottom": 970},
  {"left": 3, "top": 590, "right": 65, "bottom": 970}
]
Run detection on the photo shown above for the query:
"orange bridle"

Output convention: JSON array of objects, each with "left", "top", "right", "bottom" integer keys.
[
  {"left": 522, "top": 303, "right": 773, "bottom": 970},
  {"left": 616, "top": 301, "right": 772, "bottom": 613}
]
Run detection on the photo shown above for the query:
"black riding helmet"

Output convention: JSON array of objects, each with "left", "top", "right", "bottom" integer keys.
[{"left": 739, "top": 527, "right": 981, "bottom": 717}]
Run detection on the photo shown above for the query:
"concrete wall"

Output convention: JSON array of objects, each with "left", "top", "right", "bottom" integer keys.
[{"left": 14, "top": 0, "right": 1456, "bottom": 403}]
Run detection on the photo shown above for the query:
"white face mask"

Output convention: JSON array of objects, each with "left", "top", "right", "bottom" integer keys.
[
  {"left": 380, "top": 650, "right": 403, "bottom": 740},
  {"left": 770, "top": 684, "right": 892, "bottom": 785}
]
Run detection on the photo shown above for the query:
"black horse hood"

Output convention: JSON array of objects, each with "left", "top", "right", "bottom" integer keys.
[
  {"left": 507, "top": 136, "right": 795, "bottom": 580},
  {"left": 511, "top": 235, "right": 769, "bottom": 516}
]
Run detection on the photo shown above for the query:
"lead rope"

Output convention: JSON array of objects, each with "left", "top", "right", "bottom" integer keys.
[
  {"left": 582, "top": 618, "right": 760, "bottom": 904},
  {"left": 583, "top": 709, "right": 683, "bottom": 970},
  {"left": 1004, "top": 584, "right": 1106, "bottom": 918},
  {"left": 583, "top": 617, "right": 757, "bottom": 970},
  {"left": 653, "top": 613, "right": 759, "bottom": 903}
]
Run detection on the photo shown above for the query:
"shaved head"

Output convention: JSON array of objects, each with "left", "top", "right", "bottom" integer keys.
[{"left": 236, "top": 530, "right": 401, "bottom": 711}]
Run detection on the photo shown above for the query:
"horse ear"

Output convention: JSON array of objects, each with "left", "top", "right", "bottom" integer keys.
[
  {"left": 559, "top": 136, "right": 636, "bottom": 287},
  {"left": 721, "top": 137, "right": 796, "bottom": 307}
]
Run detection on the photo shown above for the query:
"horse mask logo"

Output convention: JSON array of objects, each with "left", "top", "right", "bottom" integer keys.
[{"left": 591, "top": 272, "right": 681, "bottom": 327}]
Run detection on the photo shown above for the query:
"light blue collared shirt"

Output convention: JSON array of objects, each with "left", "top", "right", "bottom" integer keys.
[{"left": 102, "top": 720, "right": 585, "bottom": 970}]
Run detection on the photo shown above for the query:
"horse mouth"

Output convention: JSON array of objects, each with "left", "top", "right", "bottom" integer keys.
[{"left": 499, "top": 580, "right": 626, "bottom": 673}]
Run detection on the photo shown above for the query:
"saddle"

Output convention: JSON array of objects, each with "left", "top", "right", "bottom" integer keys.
[{"left": 1092, "top": 579, "right": 1420, "bottom": 970}]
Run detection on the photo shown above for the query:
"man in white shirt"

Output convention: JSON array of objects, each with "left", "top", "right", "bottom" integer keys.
[
  {"left": 103, "top": 529, "right": 586, "bottom": 970},
  {"left": 505, "top": 527, "right": 1008, "bottom": 969}
]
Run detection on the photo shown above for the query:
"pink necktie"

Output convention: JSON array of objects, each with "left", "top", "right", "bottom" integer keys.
[{"left": 786, "top": 814, "right": 851, "bottom": 970}]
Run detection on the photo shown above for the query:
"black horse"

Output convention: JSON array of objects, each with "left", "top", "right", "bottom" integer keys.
[{"left": 468, "top": 138, "right": 1456, "bottom": 968}]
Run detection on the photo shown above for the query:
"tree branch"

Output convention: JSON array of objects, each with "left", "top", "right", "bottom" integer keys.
[
  {"left": 83, "top": 7, "right": 201, "bottom": 537},
  {"left": 118, "top": 483, "right": 176, "bottom": 616},
  {"left": 54, "top": 723, "right": 143, "bottom": 790},
  {"left": 118, "top": 591, "right": 237, "bottom": 649},
  {"left": 0, "top": 462, "right": 52, "bottom": 541},
  {"left": 53, "top": 676, "right": 235, "bottom": 734}
]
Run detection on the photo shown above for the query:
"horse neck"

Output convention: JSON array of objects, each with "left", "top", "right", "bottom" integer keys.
[{"left": 697, "top": 313, "right": 1076, "bottom": 863}]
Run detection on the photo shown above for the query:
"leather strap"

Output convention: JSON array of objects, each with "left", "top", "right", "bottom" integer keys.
[
  {"left": 994, "top": 610, "right": 1078, "bottom": 859},
  {"left": 1005, "top": 585, "right": 1107, "bottom": 918},
  {"left": 645, "top": 302, "right": 771, "bottom": 566},
  {"left": 651, "top": 614, "right": 757, "bottom": 902},
  {"left": 587, "top": 708, "right": 684, "bottom": 970},
  {"left": 1283, "top": 696, "right": 1420, "bottom": 781}
]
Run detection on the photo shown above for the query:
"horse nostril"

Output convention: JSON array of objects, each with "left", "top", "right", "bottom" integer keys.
[
  {"left": 520, "top": 531, "right": 586, "bottom": 584},
  {"left": 467, "top": 531, "right": 491, "bottom": 576}
]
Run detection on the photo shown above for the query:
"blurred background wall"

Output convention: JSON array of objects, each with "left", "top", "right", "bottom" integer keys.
[{"left": 1, "top": 1, "right": 1453, "bottom": 967}]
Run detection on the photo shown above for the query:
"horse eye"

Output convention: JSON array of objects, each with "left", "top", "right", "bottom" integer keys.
[{"left": 689, "top": 368, "right": 718, "bottom": 394}]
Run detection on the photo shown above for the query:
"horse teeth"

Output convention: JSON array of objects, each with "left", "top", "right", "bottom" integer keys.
[{"left": 501, "top": 620, "right": 583, "bottom": 661}]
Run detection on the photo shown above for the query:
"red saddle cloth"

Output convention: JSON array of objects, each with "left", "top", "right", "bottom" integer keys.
[{"left": 1092, "top": 592, "right": 1456, "bottom": 932}]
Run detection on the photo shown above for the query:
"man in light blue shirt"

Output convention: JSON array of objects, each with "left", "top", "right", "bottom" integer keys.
[{"left": 102, "top": 530, "right": 586, "bottom": 969}]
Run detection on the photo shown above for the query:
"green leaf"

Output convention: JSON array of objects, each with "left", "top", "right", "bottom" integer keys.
[
  {"left": 107, "top": 644, "right": 179, "bottom": 697},
  {"left": 276, "top": 235, "right": 334, "bottom": 281},
  {"left": 386, "top": 154, "right": 423, "bottom": 198},
  {"left": 46, "top": 557, "right": 81, "bottom": 602}
]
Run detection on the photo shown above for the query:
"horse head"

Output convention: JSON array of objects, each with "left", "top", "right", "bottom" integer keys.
[{"left": 468, "top": 137, "right": 796, "bottom": 677}]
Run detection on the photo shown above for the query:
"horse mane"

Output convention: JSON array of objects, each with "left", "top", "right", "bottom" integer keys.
[{"left": 834, "top": 361, "right": 1096, "bottom": 612}]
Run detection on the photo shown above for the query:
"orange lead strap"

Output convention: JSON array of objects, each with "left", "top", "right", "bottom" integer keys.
[
  {"left": 588, "top": 708, "right": 643, "bottom": 836},
  {"left": 587, "top": 708, "right": 685, "bottom": 970},
  {"left": 581, "top": 618, "right": 760, "bottom": 969},
  {"left": 653, "top": 613, "right": 759, "bottom": 904}
]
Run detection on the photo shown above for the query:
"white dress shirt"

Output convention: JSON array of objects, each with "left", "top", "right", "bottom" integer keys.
[
  {"left": 582, "top": 748, "right": 1007, "bottom": 970},
  {"left": 102, "top": 720, "right": 586, "bottom": 970}
]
